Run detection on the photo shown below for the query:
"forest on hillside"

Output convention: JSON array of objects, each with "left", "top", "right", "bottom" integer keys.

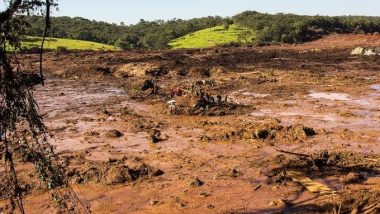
[
  {"left": 23, "top": 11, "right": 380, "bottom": 49},
  {"left": 23, "top": 16, "right": 226, "bottom": 49},
  {"left": 233, "top": 11, "right": 380, "bottom": 45}
]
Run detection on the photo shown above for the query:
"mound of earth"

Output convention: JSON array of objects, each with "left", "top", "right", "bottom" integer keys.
[
  {"left": 67, "top": 162, "right": 163, "bottom": 185},
  {"left": 115, "top": 62, "right": 168, "bottom": 78},
  {"left": 168, "top": 92, "right": 243, "bottom": 116}
]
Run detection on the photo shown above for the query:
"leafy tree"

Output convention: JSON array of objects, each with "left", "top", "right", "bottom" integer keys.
[
  {"left": 1, "top": 1, "right": 86, "bottom": 213},
  {"left": 223, "top": 19, "right": 233, "bottom": 30},
  {"left": 115, "top": 32, "right": 141, "bottom": 50},
  {"left": 238, "top": 30, "right": 253, "bottom": 43}
]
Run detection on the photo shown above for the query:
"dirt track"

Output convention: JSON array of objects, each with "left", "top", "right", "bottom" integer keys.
[{"left": 1, "top": 34, "right": 380, "bottom": 213}]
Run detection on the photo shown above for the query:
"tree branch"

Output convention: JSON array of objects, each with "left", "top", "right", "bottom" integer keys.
[{"left": 0, "top": 0, "right": 23, "bottom": 24}]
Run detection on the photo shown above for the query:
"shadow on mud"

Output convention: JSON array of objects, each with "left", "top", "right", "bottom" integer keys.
[
  {"left": 246, "top": 151, "right": 380, "bottom": 213},
  {"left": 266, "top": 151, "right": 380, "bottom": 181}
]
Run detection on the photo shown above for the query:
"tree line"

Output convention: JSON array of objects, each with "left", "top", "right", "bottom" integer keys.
[
  {"left": 233, "top": 11, "right": 380, "bottom": 45},
  {"left": 23, "top": 15, "right": 226, "bottom": 49},
  {"left": 23, "top": 11, "right": 380, "bottom": 49}
]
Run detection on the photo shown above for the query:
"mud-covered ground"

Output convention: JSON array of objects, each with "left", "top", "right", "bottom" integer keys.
[{"left": 1, "top": 34, "right": 380, "bottom": 213}]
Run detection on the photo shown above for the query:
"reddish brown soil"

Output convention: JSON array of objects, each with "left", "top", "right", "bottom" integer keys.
[{"left": 1, "top": 34, "right": 380, "bottom": 213}]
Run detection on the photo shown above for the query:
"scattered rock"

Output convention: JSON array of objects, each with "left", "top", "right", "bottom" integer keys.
[
  {"left": 351, "top": 47, "right": 365, "bottom": 55},
  {"left": 340, "top": 172, "right": 365, "bottom": 184},
  {"left": 268, "top": 199, "right": 289, "bottom": 207},
  {"left": 189, "top": 67, "right": 210, "bottom": 77},
  {"left": 173, "top": 91, "right": 239, "bottom": 116},
  {"left": 229, "top": 168, "right": 240, "bottom": 178},
  {"left": 91, "top": 66, "right": 111, "bottom": 75},
  {"left": 149, "top": 129, "right": 166, "bottom": 143},
  {"left": 176, "top": 202, "right": 186, "bottom": 208},
  {"left": 145, "top": 66, "right": 168, "bottom": 76},
  {"left": 105, "top": 129, "right": 123, "bottom": 138},
  {"left": 242, "top": 122, "right": 316, "bottom": 142},
  {"left": 190, "top": 178, "right": 204, "bottom": 187},
  {"left": 105, "top": 166, "right": 130, "bottom": 185},
  {"left": 141, "top": 79, "right": 159, "bottom": 94},
  {"left": 207, "top": 204, "right": 215, "bottom": 209},
  {"left": 200, "top": 135, "right": 212, "bottom": 142},
  {"left": 141, "top": 79, "right": 155, "bottom": 91},
  {"left": 291, "top": 124, "right": 316, "bottom": 138},
  {"left": 268, "top": 200, "right": 278, "bottom": 207},
  {"left": 200, "top": 192, "right": 211, "bottom": 197},
  {"left": 351, "top": 47, "right": 380, "bottom": 56},
  {"left": 364, "top": 47, "right": 380, "bottom": 56},
  {"left": 150, "top": 200, "right": 160, "bottom": 206},
  {"left": 85, "top": 131, "right": 100, "bottom": 137}
]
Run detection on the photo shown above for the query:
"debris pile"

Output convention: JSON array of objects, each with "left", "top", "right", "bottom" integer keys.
[
  {"left": 241, "top": 122, "right": 316, "bottom": 142},
  {"left": 115, "top": 62, "right": 168, "bottom": 78},
  {"left": 91, "top": 66, "right": 111, "bottom": 75},
  {"left": 105, "top": 129, "right": 123, "bottom": 138},
  {"left": 351, "top": 47, "right": 380, "bottom": 56},
  {"left": 0, "top": 156, "right": 164, "bottom": 199},
  {"left": 258, "top": 150, "right": 380, "bottom": 213},
  {"left": 262, "top": 150, "right": 380, "bottom": 184},
  {"left": 168, "top": 91, "right": 239, "bottom": 116},
  {"left": 199, "top": 121, "right": 317, "bottom": 143},
  {"left": 149, "top": 128, "right": 167, "bottom": 143},
  {"left": 141, "top": 79, "right": 159, "bottom": 95},
  {"left": 66, "top": 162, "right": 164, "bottom": 185}
]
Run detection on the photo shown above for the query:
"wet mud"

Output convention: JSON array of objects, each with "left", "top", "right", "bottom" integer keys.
[{"left": 1, "top": 34, "right": 380, "bottom": 213}]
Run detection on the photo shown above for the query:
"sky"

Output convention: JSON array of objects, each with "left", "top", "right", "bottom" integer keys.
[{"left": 6, "top": 0, "right": 380, "bottom": 24}]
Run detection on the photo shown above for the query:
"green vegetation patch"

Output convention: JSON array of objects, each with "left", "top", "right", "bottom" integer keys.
[
  {"left": 169, "top": 24, "right": 255, "bottom": 49},
  {"left": 19, "top": 36, "right": 119, "bottom": 51}
]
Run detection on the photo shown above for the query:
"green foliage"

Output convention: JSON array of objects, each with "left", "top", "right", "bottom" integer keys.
[
  {"left": 24, "top": 16, "right": 124, "bottom": 45},
  {"left": 22, "top": 12, "right": 380, "bottom": 49},
  {"left": 169, "top": 24, "right": 254, "bottom": 49},
  {"left": 23, "top": 16, "right": 227, "bottom": 50},
  {"left": 223, "top": 19, "right": 234, "bottom": 30},
  {"left": 233, "top": 11, "right": 380, "bottom": 45},
  {"left": 117, "top": 17, "right": 227, "bottom": 49},
  {"left": 21, "top": 36, "right": 118, "bottom": 51},
  {"left": 1, "top": 1, "right": 88, "bottom": 212}
]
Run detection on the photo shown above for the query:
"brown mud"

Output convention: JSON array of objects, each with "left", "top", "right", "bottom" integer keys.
[{"left": 1, "top": 34, "right": 380, "bottom": 213}]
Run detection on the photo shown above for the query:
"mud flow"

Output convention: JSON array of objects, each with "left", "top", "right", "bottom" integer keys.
[{"left": 1, "top": 34, "right": 380, "bottom": 213}]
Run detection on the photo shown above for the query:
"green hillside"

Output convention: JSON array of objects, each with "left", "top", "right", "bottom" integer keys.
[
  {"left": 19, "top": 37, "right": 119, "bottom": 51},
  {"left": 169, "top": 24, "right": 255, "bottom": 49}
]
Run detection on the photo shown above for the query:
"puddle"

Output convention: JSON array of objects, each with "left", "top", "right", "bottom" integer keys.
[
  {"left": 250, "top": 109, "right": 273, "bottom": 117},
  {"left": 370, "top": 84, "right": 380, "bottom": 91},
  {"left": 35, "top": 78, "right": 130, "bottom": 119},
  {"left": 250, "top": 105, "right": 380, "bottom": 130},
  {"left": 230, "top": 90, "right": 272, "bottom": 105},
  {"left": 34, "top": 77, "right": 158, "bottom": 154},
  {"left": 278, "top": 111, "right": 338, "bottom": 122},
  {"left": 105, "top": 88, "right": 125, "bottom": 94},
  {"left": 242, "top": 92, "right": 270, "bottom": 98},
  {"left": 308, "top": 92, "right": 351, "bottom": 101}
]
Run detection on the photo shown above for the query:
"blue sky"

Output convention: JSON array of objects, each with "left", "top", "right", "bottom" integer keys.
[{"left": 52, "top": 0, "right": 380, "bottom": 24}]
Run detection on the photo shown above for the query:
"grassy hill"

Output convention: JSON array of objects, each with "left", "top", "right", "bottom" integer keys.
[
  {"left": 19, "top": 36, "right": 119, "bottom": 51},
  {"left": 169, "top": 24, "right": 255, "bottom": 49}
]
